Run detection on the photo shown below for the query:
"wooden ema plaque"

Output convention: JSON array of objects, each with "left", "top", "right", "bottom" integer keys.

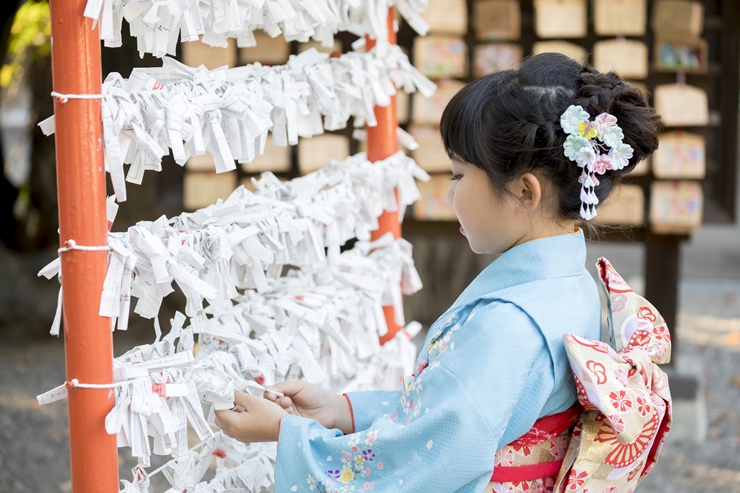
[
  {"left": 409, "top": 125, "right": 449, "bottom": 173},
  {"left": 241, "top": 138, "right": 292, "bottom": 174},
  {"left": 473, "top": 0, "right": 521, "bottom": 41},
  {"left": 595, "top": 184, "right": 645, "bottom": 226},
  {"left": 184, "top": 172, "right": 237, "bottom": 210},
  {"left": 652, "top": 132, "right": 706, "bottom": 179},
  {"left": 424, "top": 0, "right": 468, "bottom": 35},
  {"left": 298, "top": 134, "right": 350, "bottom": 175},
  {"left": 593, "top": 39, "right": 649, "bottom": 79},
  {"left": 413, "top": 174, "right": 457, "bottom": 220},
  {"left": 532, "top": 41, "right": 587, "bottom": 62},
  {"left": 182, "top": 38, "right": 236, "bottom": 70},
  {"left": 649, "top": 180, "right": 703, "bottom": 233},
  {"left": 652, "top": 0, "right": 704, "bottom": 37},
  {"left": 412, "top": 79, "right": 466, "bottom": 125},
  {"left": 654, "top": 83, "right": 708, "bottom": 127},
  {"left": 593, "top": 0, "right": 647, "bottom": 36},
  {"left": 413, "top": 35, "right": 469, "bottom": 78},
  {"left": 654, "top": 34, "right": 708, "bottom": 74},
  {"left": 474, "top": 43, "right": 523, "bottom": 77},
  {"left": 533, "top": 0, "right": 587, "bottom": 39},
  {"left": 239, "top": 32, "right": 290, "bottom": 65}
]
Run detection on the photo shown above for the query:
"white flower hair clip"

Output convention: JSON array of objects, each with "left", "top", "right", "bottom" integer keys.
[{"left": 560, "top": 105, "right": 634, "bottom": 220}]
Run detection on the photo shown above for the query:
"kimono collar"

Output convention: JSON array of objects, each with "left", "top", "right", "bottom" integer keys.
[{"left": 450, "top": 229, "right": 588, "bottom": 311}]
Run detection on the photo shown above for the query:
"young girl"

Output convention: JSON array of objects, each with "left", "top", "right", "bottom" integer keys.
[{"left": 215, "top": 53, "right": 663, "bottom": 492}]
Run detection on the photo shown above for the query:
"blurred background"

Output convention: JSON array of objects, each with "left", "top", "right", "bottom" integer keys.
[{"left": 0, "top": 0, "right": 739, "bottom": 492}]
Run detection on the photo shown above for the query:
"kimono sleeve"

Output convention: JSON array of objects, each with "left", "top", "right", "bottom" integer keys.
[
  {"left": 343, "top": 390, "right": 402, "bottom": 432},
  {"left": 275, "top": 374, "right": 498, "bottom": 493},
  {"left": 274, "top": 300, "right": 555, "bottom": 493}
]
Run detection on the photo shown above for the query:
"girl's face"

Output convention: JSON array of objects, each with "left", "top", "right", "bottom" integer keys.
[
  {"left": 447, "top": 159, "right": 525, "bottom": 254},
  {"left": 447, "top": 158, "right": 575, "bottom": 255}
]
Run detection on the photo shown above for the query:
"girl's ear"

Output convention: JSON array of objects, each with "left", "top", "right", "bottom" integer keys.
[{"left": 513, "top": 172, "right": 543, "bottom": 212}]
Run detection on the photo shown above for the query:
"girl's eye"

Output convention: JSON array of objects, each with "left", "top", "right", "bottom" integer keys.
[{"left": 451, "top": 174, "right": 463, "bottom": 181}]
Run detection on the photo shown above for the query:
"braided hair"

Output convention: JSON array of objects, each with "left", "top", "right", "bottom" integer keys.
[{"left": 440, "top": 53, "right": 660, "bottom": 220}]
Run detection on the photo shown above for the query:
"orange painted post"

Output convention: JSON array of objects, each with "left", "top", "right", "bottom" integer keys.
[
  {"left": 49, "top": 0, "right": 119, "bottom": 491},
  {"left": 366, "top": 9, "right": 402, "bottom": 344}
]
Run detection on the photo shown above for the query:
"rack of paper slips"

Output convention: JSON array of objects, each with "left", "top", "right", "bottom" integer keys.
[{"left": 37, "top": 1, "right": 439, "bottom": 492}]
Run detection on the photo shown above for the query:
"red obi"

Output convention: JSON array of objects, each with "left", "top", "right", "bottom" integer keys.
[{"left": 487, "top": 403, "right": 582, "bottom": 490}]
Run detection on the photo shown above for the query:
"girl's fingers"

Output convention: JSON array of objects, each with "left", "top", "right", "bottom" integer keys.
[
  {"left": 233, "top": 390, "right": 258, "bottom": 410},
  {"left": 271, "top": 380, "right": 306, "bottom": 397},
  {"left": 214, "top": 409, "right": 240, "bottom": 436}
]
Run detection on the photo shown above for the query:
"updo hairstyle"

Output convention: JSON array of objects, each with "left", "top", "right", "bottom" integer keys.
[{"left": 439, "top": 53, "right": 660, "bottom": 220}]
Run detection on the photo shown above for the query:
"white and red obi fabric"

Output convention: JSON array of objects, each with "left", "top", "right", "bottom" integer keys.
[{"left": 553, "top": 258, "right": 673, "bottom": 492}]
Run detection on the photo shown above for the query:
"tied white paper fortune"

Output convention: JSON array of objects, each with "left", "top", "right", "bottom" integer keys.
[
  {"left": 38, "top": 151, "right": 428, "bottom": 493},
  {"left": 38, "top": 46, "right": 435, "bottom": 204},
  {"left": 82, "top": 0, "right": 430, "bottom": 58}
]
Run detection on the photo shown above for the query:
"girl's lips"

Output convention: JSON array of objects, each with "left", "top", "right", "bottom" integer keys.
[{"left": 459, "top": 226, "right": 465, "bottom": 234}]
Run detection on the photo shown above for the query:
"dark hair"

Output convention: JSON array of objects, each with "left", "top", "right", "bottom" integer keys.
[{"left": 440, "top": 52, "right": 660, "bottom": 220}]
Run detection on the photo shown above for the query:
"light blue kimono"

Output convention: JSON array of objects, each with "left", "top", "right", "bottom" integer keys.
[{"left": 275, "top": 231, "right": 601, "bottom": 493}]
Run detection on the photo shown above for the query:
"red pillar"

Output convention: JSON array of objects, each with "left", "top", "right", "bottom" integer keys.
[
  {"left": 366, "top": 9, "right": 402, "bottom": 345},
  {"left": 49, "top": 0, "right": 119, "bottom": 490}
]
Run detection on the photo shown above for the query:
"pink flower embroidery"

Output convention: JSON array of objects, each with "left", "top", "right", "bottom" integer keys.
[
  {"left": 608, "top": 414, "right": 625, "bottom": 434},
  {"left": 567, "top": 469, "right": 588, "bottom": 490},
  {"left": 636, "top": 395, "right": 651, "bottom": 417},
  {"left": 377, "top": 462, "right": 383, "bottom": 470},
  {"left": 653, "top": 325, "right": 670, "bottom": 341},
  {"left": 359, "top": 481, "right": 375, "bottom": 492},
  {"left": 609, "top": 390, "right": 633, "bottom": 412},
  {"left": 494, "top": 448, "right": 515, "bottom": 467},
  {"left": 613, "top": 369, "right": 629, "bottom": 387},
  {"left": 549, "top": 436, "right": 568, "bottom": 459}
]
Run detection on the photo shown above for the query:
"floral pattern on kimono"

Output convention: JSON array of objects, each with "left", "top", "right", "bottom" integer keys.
[{"left": 275, "top": 231, "right": 603, "bottom": 493}]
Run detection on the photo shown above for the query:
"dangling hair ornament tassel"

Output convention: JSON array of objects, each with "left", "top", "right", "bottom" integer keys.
[{"left": 560, "top": 105, "right": 634, "bottom": 220}]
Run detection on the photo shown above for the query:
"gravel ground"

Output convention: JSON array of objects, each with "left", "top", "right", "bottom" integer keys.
[{"left": 1, "top": 288, "right": 739, "bottom": 493}]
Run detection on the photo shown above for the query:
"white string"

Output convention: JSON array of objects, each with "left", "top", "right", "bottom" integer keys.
[
  {"left": 67, "top": 378, "right": 126, "bottom": 389},
  {"left": 51, "top": 91, "right": 104, "bottom": 103},
  {"left": 58, "top": 239, "right": 111, "bottom": 253}
]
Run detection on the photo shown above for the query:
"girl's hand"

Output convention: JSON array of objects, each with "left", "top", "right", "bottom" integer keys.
[
  {"left": 265, "top": 381, "right": 353, "bottom": 434},
  {"left": 214, "top": 390, "right": 288, "bottom": 442}
]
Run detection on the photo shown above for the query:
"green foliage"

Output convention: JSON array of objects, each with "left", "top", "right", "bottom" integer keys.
[{"left": 1, "top": 0, "right": 51, "bottom": 88}]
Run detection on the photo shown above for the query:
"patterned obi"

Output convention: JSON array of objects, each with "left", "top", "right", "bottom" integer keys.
[{"left": 485, "top": 404, "right": 582, "bottom": 493}]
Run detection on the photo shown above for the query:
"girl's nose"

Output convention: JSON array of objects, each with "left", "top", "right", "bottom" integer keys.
[{"left": 446, "top": 183, "right": 455, "bottom": 205}]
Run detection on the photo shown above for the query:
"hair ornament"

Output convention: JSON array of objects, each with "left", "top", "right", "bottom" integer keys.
[{"left": 560, "top": 105, "right": 634, "bottom": 220}]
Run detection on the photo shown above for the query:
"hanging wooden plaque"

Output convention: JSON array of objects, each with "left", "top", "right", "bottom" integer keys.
[
  {"left": 298, "top": 134, "right": 350, "bottom": 174},
  {"left": 413, "top": 174, "right": 458, "bottom": 221},
  {"left": 649, "top": 180, "right": 703, "bottom": 233},
  {"left": 654, "top": 83, "right": 709, "bottom": 126},
  {"left": 654, "top": 34, "right": 708, "bottom": 74},
  {"left": 241, "top": 138, "right": 292, "bottom": 174},
  {"left": 298, "top": 39, "right": 343, "bottom": 55},
  {"left": 652, "top": 132, "right": 706, "bottom": 179},
  {"left": 424, "top": 0, "right": 468, "bottom": 35},
  {"left": 533, "top": 0, "right": 587, "bottom": 39},
  {"left": 652, "top": 0, "right": 704, "bottom": 37},
  {"left": 532, "top": 41, "right": 587, "bottom": 63},
  {"left": 239, "top": 32, "right": 290, "bottom": 65},
  {"left": 410, "top": 125, "right": 450, "bottom": 173},
  {"left": 474, "top": 44, "right": 523, "bottom": 78},
  {"left": 184, "top": 172, "right": 237, "bottom": 210},
  {"left": 593, "top": 39, "right": 649, "bottom": 79},
  {"left": 593, "top": 0, "right": 647, "bottom": 36},
  {"left": 412, "top": 79, "right": 467, "bottom": 125},
  {"left": 182, "top": 38, "right": 237, "bottom": 70},
  {"left": 473, "top": 0, "right": 521, "bottom": 41},
  {"left": 413, "top": 36, "right": 469, "bottom": 78},
  {"left": 595, "top": 184, "right": 645, "bottom": 226}
]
